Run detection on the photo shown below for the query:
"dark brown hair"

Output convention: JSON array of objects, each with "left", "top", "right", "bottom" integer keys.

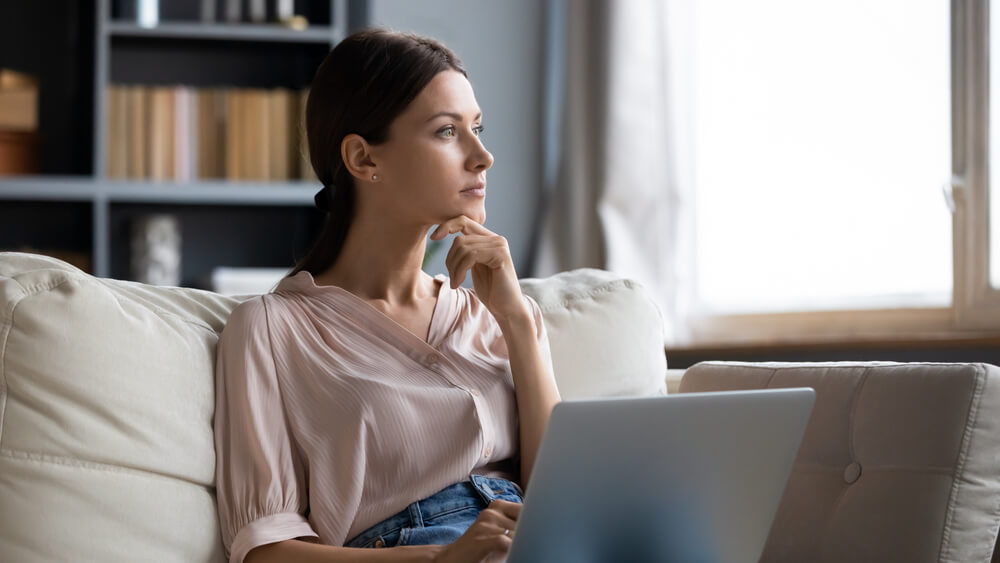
[{"left": 289, "top": 29, "right": 467, "bottom": 277}]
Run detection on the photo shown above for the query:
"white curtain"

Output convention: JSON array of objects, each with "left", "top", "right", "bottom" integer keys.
[{"left": 532, "top": 0, "right": 694, "bottom": 344}]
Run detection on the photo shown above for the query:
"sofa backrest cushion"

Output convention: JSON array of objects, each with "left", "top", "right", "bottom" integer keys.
[
  {"left": 0, "top": 252, "right": 240, "bottom": 562},
  {"left": 0, "top": 252, "right": 664, "bottom": 562},
  {"left": 519, "top": 268, "right": 667, "bottom": 399},
  {"left": 679, "top": 361, "right": 1000, "bottom": 563}
]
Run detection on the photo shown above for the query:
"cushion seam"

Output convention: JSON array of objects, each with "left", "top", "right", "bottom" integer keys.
[
  {"left": 848, "top": 365, "right": 872, "bottom": 463},
  {"left": 530, "top": 279, "right": 638, "bottom": 312},
  {"left": 0, "top": 448, "right": 214, "bottom": 489},
  {"left": 95, "top": 278, "right": 220, "bottom": 333},
  {"left": 938, "top": 363, "right": 989, "bottom": 562},
  {"left": 764, "top": 367, "right": 778, "bottom": 388},
  {"left": 14, "top": 272, "right": 220, "bottom": 334},
  {"left": 819, "top": 365, "right": 871, "bottom": 555},
  {"left": 979, "top": 367, "right": 1000, "bottom": 562},
  {"left": 708, "top": 361, "right": 979, "bottom": 371},
  {"left": 0, "top": 275, "right": 27, "bottom": 448}
]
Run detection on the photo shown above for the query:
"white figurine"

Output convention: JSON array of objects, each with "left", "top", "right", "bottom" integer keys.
[{"left": 131, "top": 214, "right": 181, "bottom": 286}]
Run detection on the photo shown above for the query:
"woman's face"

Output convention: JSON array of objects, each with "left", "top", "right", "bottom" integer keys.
[{"left": 368, "top": 70, "right": 494, "bottom": 227}]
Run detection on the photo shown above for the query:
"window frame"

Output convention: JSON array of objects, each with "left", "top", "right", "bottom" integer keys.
[
  {"left": 953, "top": 0, "right": 1000, "bottom": 329},
  {"left": 680, "top": 0, "right": 1000, "bottom": 347}
]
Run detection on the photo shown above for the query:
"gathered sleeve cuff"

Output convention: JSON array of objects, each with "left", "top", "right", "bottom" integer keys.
[{"left": 229, "top": 512, "right": 319, "bottom": 563}]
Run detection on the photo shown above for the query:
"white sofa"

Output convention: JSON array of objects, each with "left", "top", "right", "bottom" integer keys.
[
  {"left": 3, "top": 251, "right": 1000, "bottom": 563},
  {"left": 0, "top": 252, "right": 667, "bottom": 562}
]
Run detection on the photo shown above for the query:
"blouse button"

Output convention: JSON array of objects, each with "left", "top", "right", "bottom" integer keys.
[
  {"left": 424, "top": 354, "right": 440, "bottom": 367},
  {"left": 483, "top": 445, "right": 494, "bottom": 458},
  {"left": 471, "top": 389, "right": 482, "bottom": 398}
]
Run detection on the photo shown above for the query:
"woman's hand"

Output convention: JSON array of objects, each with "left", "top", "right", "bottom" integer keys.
[
  {"left": 430, "top": 216, "right": 529, "bottom": 324},
  {"left": 432, "top": 499, "right": 520, "bottom": 563}
]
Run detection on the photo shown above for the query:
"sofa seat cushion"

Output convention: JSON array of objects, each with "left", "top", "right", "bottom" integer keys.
[
  {"left": 679, "top": 361, "right": 1000, "bottom": 563},
  {"left": 0, "top": 252, "right": 240, "bottom": 562}
]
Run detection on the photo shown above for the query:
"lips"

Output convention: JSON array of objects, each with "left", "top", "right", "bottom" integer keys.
[{"left": 461, "top": 182, "right": 486, "bottom": 197}]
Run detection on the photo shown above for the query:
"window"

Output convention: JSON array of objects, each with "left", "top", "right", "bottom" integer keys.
[
  {"left": 992, "top": 0, "right": 1000, "bottom": 289},
  {"left": 669, "top": 0, "right": 1000, "bottom": 343}
]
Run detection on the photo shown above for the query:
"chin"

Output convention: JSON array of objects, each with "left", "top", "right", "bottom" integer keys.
[
  {"left": 453, "top": 202, "right": 486, "bottom": 224},
  {"left": 469, "top": 207, "right": 486, "bottom": 224}
]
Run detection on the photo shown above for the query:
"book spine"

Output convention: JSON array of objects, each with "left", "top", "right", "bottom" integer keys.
[
  {"left": 299, "top": 88, "right": 315, "bottom": 181},
  {"left": 126, "top": 86, "right": 149, "bottom": 179},
  {"left": 225, "top": 89, "right": 242, "bottom": 180},
  {"left": 105, "top": 85, "right": 128, "bottom": 179}
]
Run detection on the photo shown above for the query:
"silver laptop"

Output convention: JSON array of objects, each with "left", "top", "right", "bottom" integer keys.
[{"left": 505, "top": 388, "right": 815, "bottom": 563}]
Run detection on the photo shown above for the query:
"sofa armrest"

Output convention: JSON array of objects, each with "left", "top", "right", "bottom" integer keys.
[
  {"left": 679, "top": 361, "right": 1000, "bottom": 563},
  {"left": 665, "top": 368, "right": 685, "bottom": 395}
]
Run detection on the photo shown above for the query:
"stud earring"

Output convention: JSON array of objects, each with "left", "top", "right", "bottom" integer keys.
[{"left": 371, "top": 174, "right": 378, "bottom": 181}]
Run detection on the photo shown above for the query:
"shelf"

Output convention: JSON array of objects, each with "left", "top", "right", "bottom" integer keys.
[
  {"left": 104, "top": 180, "right": 320, "bottom": 205},
  {"left": 106, "top": 22, "right": 336, "bottom": 44},
  {"left": 0, "top": 177, "right": 320, "bottom": 206},
  {"left": 3, "top": 0, "right": 346, "bottom": 279},
  {"left": 0, "top": 177, "right": 97, "bottom": 201}
]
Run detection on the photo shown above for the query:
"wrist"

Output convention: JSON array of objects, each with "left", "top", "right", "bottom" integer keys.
[
  {"left": 398, "top": 544, "right": 444, "bottom": 562},
  {"left": 496, "top": 308, "right": 535, "bottom": 335}
]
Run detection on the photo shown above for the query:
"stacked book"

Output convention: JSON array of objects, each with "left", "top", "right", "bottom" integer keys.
[
  {"left": 0, "top": 69, "right": 41, "bottom": 175},
  {"left": 105, "top": 85, "right": 315, "bottom": 182}
]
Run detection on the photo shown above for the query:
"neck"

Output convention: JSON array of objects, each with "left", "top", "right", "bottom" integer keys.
[{"left": 314, "top": 213, "right": 437, "bottom": 307}]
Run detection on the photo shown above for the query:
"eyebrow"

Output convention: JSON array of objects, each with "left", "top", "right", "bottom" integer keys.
[{"left": 425, "top": 111, "right": 483, "bottom": 123}]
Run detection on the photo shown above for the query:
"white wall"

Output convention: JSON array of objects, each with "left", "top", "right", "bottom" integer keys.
[{"left": 368, "top": 0, "right": 545, "bottom": 277}]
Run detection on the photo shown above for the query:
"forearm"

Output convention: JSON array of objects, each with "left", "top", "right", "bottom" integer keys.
[
  {"left": 246, "top": 539, "right": 442, "bottom": 563},
  {"left": 498, "top": 312, "right": 561, "bottom": 491}
]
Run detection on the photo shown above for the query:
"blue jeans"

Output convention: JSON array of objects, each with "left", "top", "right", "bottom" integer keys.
[{"left": 344, "top": 475, "right": 524, "bottom": 549}]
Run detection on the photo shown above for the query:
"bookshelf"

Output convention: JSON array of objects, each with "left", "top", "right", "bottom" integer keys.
[{"left": 0, "top": 0, "right": 351, "bottom": 286}]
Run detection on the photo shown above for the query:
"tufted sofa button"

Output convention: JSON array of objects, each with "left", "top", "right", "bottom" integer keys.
[{"left": 843, "top": 462, "right": 862, "bottom": 484}]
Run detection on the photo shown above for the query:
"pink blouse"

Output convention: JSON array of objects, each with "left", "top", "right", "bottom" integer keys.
[{"left": 213, "top": 270, "right": 551, "bottom": 563}]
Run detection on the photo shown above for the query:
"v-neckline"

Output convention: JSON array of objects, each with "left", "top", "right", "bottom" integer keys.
[{"left": 298, "top": 272, "right": 451, "bottom": 352}]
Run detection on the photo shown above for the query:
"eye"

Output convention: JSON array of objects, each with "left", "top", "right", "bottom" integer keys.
[
  {"left": 473, "top": 124, "right": 485, "bottom": 137},
  {"left": 437, "top": 126, "right": 456, "bottom": 138}
]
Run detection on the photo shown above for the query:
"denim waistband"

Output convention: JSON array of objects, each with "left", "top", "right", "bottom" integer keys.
[{"left": 345, "top": 475, "right": 523, "bottom": 548}]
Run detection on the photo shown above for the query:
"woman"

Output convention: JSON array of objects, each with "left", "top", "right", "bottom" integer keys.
[{"left": 213, "top": 29, "right": 561, "bottom": 563}]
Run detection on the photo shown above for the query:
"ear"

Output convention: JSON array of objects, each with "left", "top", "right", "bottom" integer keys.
[{"left": 341, "top": 133, "right": 378, "bottom": 183}]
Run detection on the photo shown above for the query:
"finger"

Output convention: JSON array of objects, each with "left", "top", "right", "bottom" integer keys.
[
  {"left": 474, "top": 512, "right": 518, "bottom": 539},
  {"left": 447, "top": 246, "right": 487, "bottom": 289},
  {"left": 445, "top": 239, "right": 497, "bottom": 268},
  {"left": 446, "top": 242, "right": 507, "bottom": 289},
  {"left": 491, "top": 534, "right": 513, "bottom": 555},
  {"left": 473, "top": 530, "right": 513, "bottom": 554},
  {"left": 457, "top": 215, "right": 493, "bottom": 236},
  {"left": 443, "top": 238, "right": 488, "bottom": 276},
  {"left": 429, "top": 218, "right": 464, "bottom": 241},
  {"left": 493, "top": 523, "right": 515, "bottom": 541},
  {"left": 446, "top": 238, "right": 506, "bottom": 267},
  {"left": 443, "top": 240, "right": 468, "bottom": 287},
  {"left": 450, "top": 254, "right": 479, "bottom": 289},
  {"left": 487, "top": 499, "right": 523, "bottom": 519},
  {"left": 431, "top": 215, "right": 495, "bottom": 240},
  {"left": 428, "top": 222, "right": 455, "bottom": 241}
]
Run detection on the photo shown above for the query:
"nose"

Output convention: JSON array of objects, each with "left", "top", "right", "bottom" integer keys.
[{"left": 467, "top": 134, "right": 494, "bottom": 172}]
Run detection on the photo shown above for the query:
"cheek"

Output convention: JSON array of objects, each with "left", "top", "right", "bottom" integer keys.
[
  {"left": 392, "top": 142, "right": 432, "bottom": 173},
  {"left": 400, "top": 143, "right": 463, "bottom": 182}
]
